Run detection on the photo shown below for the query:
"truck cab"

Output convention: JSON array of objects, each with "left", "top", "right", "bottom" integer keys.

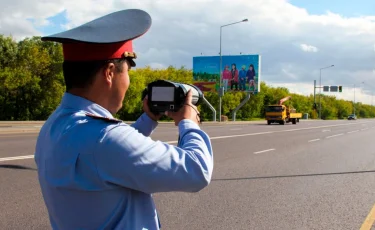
[{"left": 265, "top": 105, "right": 287, "bottom": 125}]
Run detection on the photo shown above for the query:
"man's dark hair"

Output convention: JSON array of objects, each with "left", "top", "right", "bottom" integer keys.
[{"left": 62, "top": 59, "right": 127, "bottom": 91}]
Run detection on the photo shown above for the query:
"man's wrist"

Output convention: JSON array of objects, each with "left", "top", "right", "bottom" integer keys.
[
  {"left": 178, "top": 119, "right": 200, "bottom": 130},
  {"left": 143, "top": 112, "right": 159, "bottom": 124}
]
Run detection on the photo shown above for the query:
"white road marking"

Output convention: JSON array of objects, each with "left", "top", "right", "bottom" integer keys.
[
  {"left": 208, "top": 122, "right": 371, "bottom": 141},
  {"left": 308, "top": 139, "right": 320, "bottom": 142},
  {"left": 230, "top": 128, "right": 242, "bottom": 131},
  {"left": 322, "top": 129, "right": 331, "bottom": 132},
  {"left": 254, "top": 149, "right": 275, "bottom": 154},
  {"left": 361, "top": 128, "right": 368, "bottom": 131},
  {"left": 166, "top": 140, "right": 178, "bottom": 144},
  {"left": 348, "top": 130, "right": 359, "bottom": 134},
  {"left": 210, "top": 131, "right": 273, "bottom": 140},
  {"left": 326, "top": 133, "right": 344, "bottom": 139},
  {"left": 1, "top": 121, "right": 373, "bottom": 162},
  {"left": 0, "top": 155, "right": 34, "bottom": 162}
]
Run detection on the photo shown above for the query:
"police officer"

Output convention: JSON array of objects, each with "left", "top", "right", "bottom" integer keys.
[{"left": 34, "top": 9, "right": 213, "bottom": 230}]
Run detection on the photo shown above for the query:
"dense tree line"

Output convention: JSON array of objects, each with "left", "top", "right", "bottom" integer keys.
[{"left": 1, "top": 35, "right": 374, "bottom": 121}]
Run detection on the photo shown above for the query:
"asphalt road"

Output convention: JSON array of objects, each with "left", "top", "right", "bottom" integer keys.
[{"left": 1, "top": 119, "right": 375, "bottom": 230}]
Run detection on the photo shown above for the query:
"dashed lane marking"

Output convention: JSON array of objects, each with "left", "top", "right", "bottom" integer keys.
[
  {"left": 308, "top": 139, "right": 320, "bottom": 142},
  {"left": 254, "top": 149, "right": 275, "bottom": 154},
  {"left": 348, "top": 130, "right": 360, "bottom": 134},
  {"left": 326, "top": 133, "right": 344, "bottom": 139}
]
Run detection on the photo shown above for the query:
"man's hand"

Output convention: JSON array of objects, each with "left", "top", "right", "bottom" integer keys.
[
  {"left": 143, "top": 96, "right": 162, "bottom": 121},
  {"left": 165, "top": 90, "right": 200, "bottom": 126}
]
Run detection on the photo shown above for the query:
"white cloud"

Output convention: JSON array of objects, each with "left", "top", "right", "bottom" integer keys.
[
  {"left": 300, "top": 44, "right": 318, "bottom": 52},
  {"left": 1, "top": 0, "right": 375, "bottom": 104},
  {"left": 0, "top": 0, "right": 65, "bottom": 40}
]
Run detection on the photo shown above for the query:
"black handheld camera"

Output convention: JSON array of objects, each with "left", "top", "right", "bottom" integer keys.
[{"left": 142, "top": 80, "right": 203, "bottom": 115}]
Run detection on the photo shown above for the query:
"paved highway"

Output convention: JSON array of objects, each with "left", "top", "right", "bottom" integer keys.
[{"left": 1, "top": 120, "right": 375, "bottom": 230}]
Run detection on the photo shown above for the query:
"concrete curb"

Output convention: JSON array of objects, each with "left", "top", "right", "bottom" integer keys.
[
  {"left": 0, "top": 120, "right": 320, "bottom": 126},
  {"left": 0, "top": 120, "right": 268, "bottom": 127}
]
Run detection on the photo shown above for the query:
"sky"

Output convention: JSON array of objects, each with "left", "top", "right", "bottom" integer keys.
[{"left": 1, "top": 0, "right": 375, "bottom": 105}]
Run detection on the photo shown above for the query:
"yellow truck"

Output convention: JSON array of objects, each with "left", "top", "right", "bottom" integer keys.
[{"left": 265, "top": 96, "right": 302, "bottom": 125}]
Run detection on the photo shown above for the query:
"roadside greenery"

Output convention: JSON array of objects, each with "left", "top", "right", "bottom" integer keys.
[{"left": 1, "top": 35, "right": 374, "bottom": 121}]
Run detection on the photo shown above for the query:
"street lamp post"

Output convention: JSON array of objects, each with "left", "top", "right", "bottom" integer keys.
[
  {"left": 353, "top": 81, "right": 365, "bottom": 115},
  {"left": 319, "top": 64, "right": 334, "bottom": 119},
  {"left": 219, "top": 18, "right": 248, "bottom": 122}
]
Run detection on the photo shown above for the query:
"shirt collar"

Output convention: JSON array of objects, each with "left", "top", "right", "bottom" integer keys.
[{"left": 60, "top": 92, "right": 114, "bottom": 118}]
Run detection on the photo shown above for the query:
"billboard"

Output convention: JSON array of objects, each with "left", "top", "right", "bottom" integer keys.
[{"left": 192, "top": 54, "right": 261, "bottom": 93}]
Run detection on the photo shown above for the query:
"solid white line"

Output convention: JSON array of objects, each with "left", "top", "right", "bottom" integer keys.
[
  {"left": 210, "top": 131, "right": 273, "bottom": 140},
  {"left": 0, "top": 155, "right": 34, "bottom": 162},
  {"left": 166, "top": 140, "right": 178, "bottom": 144},
  {"left": 254, "top": 149, "right": 275, "bottom": 154},
  {"left": 207, "top": 122, "right": 371, "bottom": 141},
  {"left": 308, "top": 139, "right": 320, "bottom": 142},
  {"left": 348, "top": 130, "right": 359, "bottom": 134},
  {"left": 326, "top": 133, "right": 344, "bottom": 139},
  {"left": 1, "top": 121, "right": 373, "bottom": 162},
  {"left": 322, "top": 129, "right": 331, "bottom": 132}
]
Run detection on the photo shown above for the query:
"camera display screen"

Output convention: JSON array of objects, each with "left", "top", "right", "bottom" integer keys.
[{"left": 151, "top": 87, "right": 175, "bottom": 102}]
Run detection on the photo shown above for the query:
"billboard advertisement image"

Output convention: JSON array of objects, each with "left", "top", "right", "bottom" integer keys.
[{"left": 192, "top": 54, "right": 261, "bottom": 93}]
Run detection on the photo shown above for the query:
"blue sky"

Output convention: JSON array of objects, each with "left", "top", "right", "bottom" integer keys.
[
  {"left": 35, "top": 10, "right": 68, "bottom": 36},
  {"left": 289, "top": 0, "right": 375, "bottom": 17}
]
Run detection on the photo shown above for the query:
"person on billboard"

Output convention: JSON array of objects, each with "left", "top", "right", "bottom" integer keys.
[
  {"left": 239, "top": 65, "right": 247, "bottom": 91},
  {"left": 222, "top": 65, "right": 231, "bottom": 91},
  {"left": 247, "top": 64, "right": 256, "bottom": 92},
  {"left": 230, "top": 63, "right": 239, "bottom": 91}
]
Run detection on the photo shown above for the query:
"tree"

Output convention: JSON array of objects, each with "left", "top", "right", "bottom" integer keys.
[{"left": 0, "top": 34, "right": 374, "bottom": 121}]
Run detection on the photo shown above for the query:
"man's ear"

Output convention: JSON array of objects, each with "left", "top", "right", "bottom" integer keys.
[{"left": 103, "top": 63, "right": 116, "bottom": 85}]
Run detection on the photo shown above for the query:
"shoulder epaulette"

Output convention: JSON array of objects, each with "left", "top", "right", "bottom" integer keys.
[{"left": 85, "top": 113, "right": 122, "bottom": 124}]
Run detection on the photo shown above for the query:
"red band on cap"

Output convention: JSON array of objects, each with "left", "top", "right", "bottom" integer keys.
[{"left": 62, "top": 41, "right": 133, "bottom": 61}]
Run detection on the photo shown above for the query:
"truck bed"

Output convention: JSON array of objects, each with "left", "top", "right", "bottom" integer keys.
[{"left": 289, "top": 113, "right": 302, "bottom": 118}]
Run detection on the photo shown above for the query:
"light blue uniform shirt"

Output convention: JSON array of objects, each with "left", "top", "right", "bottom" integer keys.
[{"left": 34, "top": 92, "right": 214, "bottom": 230}]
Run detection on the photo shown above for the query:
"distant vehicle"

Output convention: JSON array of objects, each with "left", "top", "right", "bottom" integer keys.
[
  {"left": 348, "top": 114, "right": 357, "bottom": 120},
  {"left": 265, "top": 96, "right": 302, "bottom": 125}
]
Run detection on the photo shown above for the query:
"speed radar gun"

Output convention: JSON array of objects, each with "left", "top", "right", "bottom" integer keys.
[{"left": 142, "top": 80, "right": 204, "bottom": 115}]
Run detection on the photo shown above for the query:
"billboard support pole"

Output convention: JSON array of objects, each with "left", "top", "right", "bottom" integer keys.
[
  {"left": 203, "top": 96, "right": 216, "bottom": 122},
  {"left": 232, "top": 92, "right": 251, "bottom": 121}
]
